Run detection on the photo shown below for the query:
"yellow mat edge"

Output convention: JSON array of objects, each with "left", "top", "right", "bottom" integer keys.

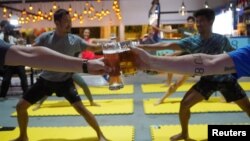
[
  {"left": 11, "top": 99, "right": 134, "bottom": 117},
  {"left": 143, "top": 98, "right": 246, "bottom": 114}
]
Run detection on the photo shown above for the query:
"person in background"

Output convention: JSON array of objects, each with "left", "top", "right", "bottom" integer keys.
[
  {"left": 154, "top": 16, "right": 197, "bottom": 38},
  {"left": 154, "top": 51, "right": 189, "bottom": 105},
  {"left": 154, "top": 16, "right": 197, "bottom": 88},
  {"left": 0, "top": 21, "right": 28, "bottom": 100},
  {"left": 0, "top": 20, "right": 9, "bottom": 76},
  {"left": 13, "top": 9, "right": 108, "bottom": 141},
  {"left": 136, "top": 8, "right": 250, "bottom": 141},
  {"left": 81, "top": 28, "right": 110, "bottom": 82}
]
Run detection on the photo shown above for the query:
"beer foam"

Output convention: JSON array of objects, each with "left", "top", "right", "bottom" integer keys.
[
  {"left": 103, "top": 50, "right": 118, "bottom": 54},
  {"left": 119, "top": 48, "right": 130, "bottom": 52}
]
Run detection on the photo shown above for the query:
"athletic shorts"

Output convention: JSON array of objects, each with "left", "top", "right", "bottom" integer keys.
[
  {"left": 192, "top": 79, "right": 246, "bottom": 102},
  {"left": 23, "top": 77, "right": 81, "bottom": 104}
]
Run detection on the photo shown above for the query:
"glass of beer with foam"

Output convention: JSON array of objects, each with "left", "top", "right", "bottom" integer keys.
[
  {"left": 119, "top": 41, "right": 138, "bottom": 76},
  {"left": 102, "top": 42, "right": 124, "bottom": 90}
]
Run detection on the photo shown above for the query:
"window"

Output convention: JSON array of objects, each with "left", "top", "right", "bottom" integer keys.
[{"left": 213, "top": 9, "right": 233, "bottom": 35}]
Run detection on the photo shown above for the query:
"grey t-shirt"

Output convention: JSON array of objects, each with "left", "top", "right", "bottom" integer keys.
[
  {"left": 34, "top": 31, "right": 87, "bottom": 81},
  {"left": 0, "top": 39, "right": 12, "bottom": 67}
]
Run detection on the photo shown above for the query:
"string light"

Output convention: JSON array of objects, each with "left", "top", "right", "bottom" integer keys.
[
  {"left": 53, "top": 2, "right": 57, "bottom": 10},
  {"left": 29, "top": 4, "right": 33, "bottom": 11},
  {"left": 2, "top": 1, "right": 122, "bottom": 24},
  {"left": 204, "top": 0, "right": 209, "bottom": 8},
  {"left": 179, "top": 1, "right": 186, "bottom": 16}
]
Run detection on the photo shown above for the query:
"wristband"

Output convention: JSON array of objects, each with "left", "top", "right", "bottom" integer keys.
[{"left": 82, "top": 60, "right": 88, "bottom": 73}]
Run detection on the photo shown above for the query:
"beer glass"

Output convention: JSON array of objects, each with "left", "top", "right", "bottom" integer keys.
[
  {"left": 102, "top": 42, "right": 124, "bottom": 90},
  {"left": 119, "top": 41, "right": 138, "bottom": 76}
]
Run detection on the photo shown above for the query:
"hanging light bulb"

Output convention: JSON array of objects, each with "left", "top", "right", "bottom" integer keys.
[
  {"left": 179, "top": 1, "right": 186, "bottom": 16},
  {"left": 73, "top": 11, "right": 78, "bottom": 18},
  {"left": 90, "top": 4, "right": 95, "bottom": 11},
  {"left": 49, "top": 9, "right": 53, "bottom": 16},
  {"left": 29, "top": 4, "right": 33, "bottom": 11},
  {"left": 8, "top": 11, "right": 12, "bottom": 18},
  {"left": 3, "top": 7, "right": 7, "bottom": 13},
  {"left": 22, "top": 8, "right": 27, "bottom": 15},
  {"left": 53, "top": 2, "right": 57, "bottom": 10},
  {"left": 83, "top": 8, "right": 88, "bottom": 15},
  {"left": 204, "top": 0, "right": 209, "bottom": 8},
  {"left": 37, "top": 9, "right": 42, "bottom": 15},
  {"left": 68, "top": 5, "right": 72, "bottom": 12}
]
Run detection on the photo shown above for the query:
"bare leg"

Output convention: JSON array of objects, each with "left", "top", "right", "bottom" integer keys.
[
  {"left": 72, "top": 101, "right": 108, "bottom": 141},
  {"left": 12, "top": 99, "right": 31, "bottom": 141},
  {"left": 155, "top": 83, "right": 178, "bottom": 105},
  {"left": 166, "top": 73, "right": 173, "bottom": 86},
  {"left": 234, "top": 96, "right": 250, "bottom": 117},
  {"left": 72, "top": 73, "right": 100, "bottom": 106},
  {"left": 170, "top": 89, "right": 204, "bottom": 141},
  {"left": 155, "top": 76, "right": 188, "bottom": 105}
]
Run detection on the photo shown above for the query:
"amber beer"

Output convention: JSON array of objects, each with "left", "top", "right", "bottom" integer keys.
[
  {"left": 119, "top": 48, "right": 137, "bottom": 76},
  {"left": 119, "top": 41, "right": 138, "bottom": 76},
  {"left": 103, "top": 47, "right": 124, "bottom": 90}
]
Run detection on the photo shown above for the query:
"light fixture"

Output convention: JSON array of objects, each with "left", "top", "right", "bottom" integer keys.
[
  {"left": 204, "top": 0, "right": 209, "bottom": 8},
  {"left": 68, "top": 5, "right": 72, "bottom": 13},
  {"left": 53, "top": 2, "right": 57, "bottom": 10},
  {"left": 29, "top": 4, "right": 33, "bottom": 11},
  {"left": 179, "top": 1, "right": 186, "bottom": 16}
]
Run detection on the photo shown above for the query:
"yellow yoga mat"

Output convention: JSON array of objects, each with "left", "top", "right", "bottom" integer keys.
[
  {"left": 141, "top": 82, "right": 250, "bottom": 93},
  {"left": 0, "top": 126, "right": 134, "bottom": 141},
  {"left": 151, "top": 124, "right": 208, "bottom": 141},
  {"left": 143, "top": 97, "right": 243, "bottom": 114},
  {"left": 12, "top": 99, "right": 133, "bottom": 116},
  {"left": 77, "top": 85, "right": 134, "bottom": 95},
  {"left": 141, "top": 82, "right": 194, "bottom": 93}
]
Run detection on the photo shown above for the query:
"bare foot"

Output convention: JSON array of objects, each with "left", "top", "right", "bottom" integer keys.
[
  {"left": 98, "top": 135, "right": 110, "bottom": 141},
  {"left": 154, "top": 100, "right": 163, "bottom": 106},
  {"left": 170, "top": 133, "right": 188, "bottom": 141},
  {"left": 11, "top": 136, "right": 28, "bottom": 141},
  {"left": 90, "top": 102, "right": 101, "bottom": 106}
]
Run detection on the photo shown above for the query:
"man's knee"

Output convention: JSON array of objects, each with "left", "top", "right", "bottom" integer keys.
[
  {"left": 16, "top": 99, "right": 30, "bottom": 112},
  {"left": 180, "top": 99, "right": 191, "bottom": 109}
]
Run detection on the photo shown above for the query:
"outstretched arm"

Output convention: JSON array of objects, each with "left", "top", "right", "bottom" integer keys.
[
  {"left": 5, "top": 45, "right": 107, "bottom": 74},
  {"left": 151, "top": 25, "right": 178, "bottom": 33},
  {"left": 131, "top": 47, "right": 236, "bottom": 76},
  {"left": 138, "top": 42, "right": 182, "bottom": 52},
  {"left": 85, "top": 42, "right": 103, "bottom": 52}
]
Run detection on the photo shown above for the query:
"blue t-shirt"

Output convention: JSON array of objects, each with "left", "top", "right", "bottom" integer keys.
[
  {"left": 34, "top": 31, "right": 88, "bottom": 81},
  {"left": 0, "top": 39, "right": 12, "bottom": 67},
  {"left": 177, "top": 33, "right": 236, "bottom": 82},
  {"left": 228, "top": 45, "right": 250, "bottom": 78}
]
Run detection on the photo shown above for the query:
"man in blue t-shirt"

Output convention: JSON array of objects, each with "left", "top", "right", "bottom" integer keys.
[{"left": 138, "top": 8, "right": 250, "bottom": 141}]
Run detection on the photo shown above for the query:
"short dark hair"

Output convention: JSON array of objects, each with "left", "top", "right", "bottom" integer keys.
[
  {"left": 187, "top": 16, "right": 195, "bottom": 22},
  {"left": 53, "top": 9, "right": 69, "bottom": 22},
  {"left": 194, "top": 8, "right": 215, "bottom": 22}
]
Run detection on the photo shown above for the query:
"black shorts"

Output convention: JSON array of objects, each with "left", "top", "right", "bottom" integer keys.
[
  {"left": 23, "top": 77, "right": 81, "bottom": 104},
  {"left": 192, "top": 79, "right": 246, "bottom": 102}
]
